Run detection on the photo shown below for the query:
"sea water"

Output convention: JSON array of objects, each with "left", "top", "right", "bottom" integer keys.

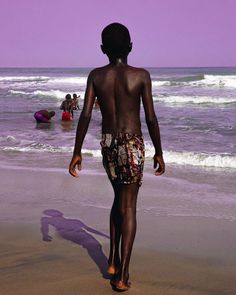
[{"left": 0, "top": 67, "right": 235, "bottom": 220}]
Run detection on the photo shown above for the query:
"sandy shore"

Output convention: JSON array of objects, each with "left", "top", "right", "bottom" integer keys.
[{"left": 0, "top": 166, "right": 236, "bottom": 294}]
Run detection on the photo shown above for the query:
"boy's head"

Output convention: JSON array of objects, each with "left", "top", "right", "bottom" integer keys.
[{"left": 101, "top": 23, "right": 132, "bottom": 58}]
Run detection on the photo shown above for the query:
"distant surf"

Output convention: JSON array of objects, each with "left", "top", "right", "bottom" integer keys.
[{"left": 1, "top": 67, "right": 235, "bottom": 173}]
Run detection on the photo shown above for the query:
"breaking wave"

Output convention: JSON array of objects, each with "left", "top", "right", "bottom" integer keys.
[
  {"left": 152, "top": 74, "right": 236, "bottom": 88},
  {"left": 1, "top": 137, "right": 235, "bottom": 169},
  {"left": 9, "top": 89, "right": 85, "bottom": 99},
  {"left": 154, "top": 95, "right": 236, "bottom": 105}
]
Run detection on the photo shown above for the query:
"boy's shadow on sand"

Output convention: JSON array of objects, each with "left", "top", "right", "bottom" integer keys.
[{"left": 40, "top": 209, "right": 110, "bottom": 279}]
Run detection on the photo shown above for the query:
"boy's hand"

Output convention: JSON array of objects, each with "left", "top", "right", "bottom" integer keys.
[
  {"left": 153, "top": 154, "right": 165, "bottom": 176},
  {"left": 69, "top": 154, "right": 82, "bottom": 177}
]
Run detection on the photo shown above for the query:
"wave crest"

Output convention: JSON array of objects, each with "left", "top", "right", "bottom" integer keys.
[
  {"left": 0, "top": 76, "right": 49, "bottom": 82},
  {"left": 154, "top": 95, "right": 236, "bottom": 105},
  {"left": 9, "top": 89, "right": 85, "bottom": 99},
  {"left": 152, "top": 74, "right": 236, "bottom": 89},
  {"left": 1, "top": 141, "right": 236, "bottom": 169}
]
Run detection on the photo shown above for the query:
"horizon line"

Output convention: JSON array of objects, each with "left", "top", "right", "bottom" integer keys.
[{"left": 1, "top": 66, "right": 236, "bottom": 69}]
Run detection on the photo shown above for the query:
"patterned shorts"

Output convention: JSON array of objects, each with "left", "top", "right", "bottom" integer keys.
[{"left": 100, "top": 133, "right": 145, "bottom": 186}]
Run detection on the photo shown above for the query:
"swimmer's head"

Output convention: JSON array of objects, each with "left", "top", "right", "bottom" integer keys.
[
  {"left": 66, "top": 94, "right": 72, "bottom": 100},
  {"left": 101, "top": 23, "right": 132, "bottom": 58},
  {"left": 49, "top": 111, "right": 55, "bottom": 118}
]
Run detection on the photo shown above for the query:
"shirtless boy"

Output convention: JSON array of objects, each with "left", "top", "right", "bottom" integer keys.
[
  {"left": 60, "top": 94, "right": 74, "bottom": 119},
  {"left": 69, "top": 23, "right": 165, "bottom": 291}
]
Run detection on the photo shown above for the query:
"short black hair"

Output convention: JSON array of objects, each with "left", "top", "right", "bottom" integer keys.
[{"left": 102, "top": 23, "right": 131, "bottom": 58}]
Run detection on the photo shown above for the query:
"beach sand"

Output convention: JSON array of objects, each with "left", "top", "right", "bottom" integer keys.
[{"left": 0, "top": 166, "right": 236, "bottom": 295}]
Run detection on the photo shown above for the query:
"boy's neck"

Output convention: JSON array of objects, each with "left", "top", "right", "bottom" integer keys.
[{"left": 108, "top": 56, "right": 128, "bottom": 66}]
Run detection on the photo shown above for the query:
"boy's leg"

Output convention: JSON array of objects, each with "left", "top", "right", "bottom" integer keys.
[
  {"left": 108, "top": 182, "right": 121, "bottom": 272},
  {"left": 115, "top": 183, "right": 139, "bottom": 284}
]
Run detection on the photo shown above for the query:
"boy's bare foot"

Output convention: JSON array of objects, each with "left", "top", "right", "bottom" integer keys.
[
  {"left": 110, "top": 272, "right": 131, "bottom": 291},
  {"left": 113, "top": 280, "right": 130, "bottom": 291},
  {"left": 107, "top": 257, "right": 121, "bottom": 275},
  {"left": 107, "top": 264, "right": 117, "bottom": 275}
]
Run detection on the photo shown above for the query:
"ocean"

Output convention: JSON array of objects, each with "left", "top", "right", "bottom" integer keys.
[
  {"left": 0, "top": 67, "right": 236, "bottom": 221},
  {"left": 0, "top": 67, "right": 235, "bottom": 168}
]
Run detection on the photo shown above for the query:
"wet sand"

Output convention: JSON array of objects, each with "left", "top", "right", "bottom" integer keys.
[{"left": 0, "top": 166, "right": 236, "bottom": 294}]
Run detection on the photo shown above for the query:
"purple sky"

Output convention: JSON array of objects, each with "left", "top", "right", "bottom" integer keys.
[{"left": 1, "top": 0, "right": 236, "bottom": 67}]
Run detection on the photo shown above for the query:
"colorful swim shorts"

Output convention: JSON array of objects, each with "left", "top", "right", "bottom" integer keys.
[{"left": 100, "top": 133, "right": 145, "bottom": 186}]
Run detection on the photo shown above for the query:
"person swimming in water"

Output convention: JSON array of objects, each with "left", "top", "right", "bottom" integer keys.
[
  {"left": 60, "top": 94, "right": 74, "bottom": 120},
  {"left": 34, "top": 110, "right": 55, "bottom": 123}
]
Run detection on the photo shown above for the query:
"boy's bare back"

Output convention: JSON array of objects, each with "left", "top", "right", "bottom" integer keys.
[{"left": 86, "top": 64, "right": 153, "bottom": 136}]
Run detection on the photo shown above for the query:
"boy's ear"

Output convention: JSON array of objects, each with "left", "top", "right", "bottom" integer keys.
[
  {"left": 100, "top": 44, "right": 106, "bottom": 54},
  {"left": 129, "top": 42, "right": 133, "bottom": 52}
]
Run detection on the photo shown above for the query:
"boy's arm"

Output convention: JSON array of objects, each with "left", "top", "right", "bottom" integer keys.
[
  {"left": 141, "top": 70, "right": 165, "bottom": 176},
  {"left": 69, "top": 71, "right": 96, "bottom": 177}
]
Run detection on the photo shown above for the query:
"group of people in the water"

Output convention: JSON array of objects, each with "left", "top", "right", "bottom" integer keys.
[
  {"left": 34, "top": 93, "right": 99, "bottom": 123},
  {"left": 60, "top": 93, "right": 80, "bottom": 121}
]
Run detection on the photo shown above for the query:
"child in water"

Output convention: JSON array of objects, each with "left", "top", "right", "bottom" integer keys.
[
  {"left": 72, "top": 93, "right": 80, "bottom": 110},
  {"left": 60, "top": 94, "right": 74, "bottom": 120}
]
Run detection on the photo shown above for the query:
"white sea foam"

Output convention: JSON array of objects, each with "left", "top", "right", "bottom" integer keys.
[
  {"left": 1, "top": 144, "right": 100, "bottom": 155},
  {"left": 144, "top": 143, "right": 236, "bottom": 169},
  {"left": 49, "top": 77, "right": 87, "bottom": 85},
  {"left": 199, "top": 75, "right": 236, "bottom": 88},
  {"left": 0, "top": 76, "right": 49, "bottom": 81},
  {"left": 0, "top": 135, "right": 17, "bottom": 143},
  {"left": 9, "top": 89, "right": 67, "bottom": 99},
  {"left": 154, "top": 95, "right": 236, "bottom": 105},
  {"left": 1, "top": 141, "right": 236, "bottom": 169},
  {"left": 9, "top": 89, "right": 66, "bottom": 98},
  {"left": 151, "top": 74, "right": 236, "bottom": 89},
  {"left": 9, "top": 90, "right": 29, "bottom": 95},
  {"left": 9, "top": 89, "right": 85, "bottom": 99},
  {"left": 0, "top": 75, "right": 87, "bottom": 88},
  {"left": 180, "top": 74, "right": 236, "bottom": 88},
  {"left": 33, "top": 90, "right": 68, "bottom": 98},
  {"left": 166, "top": 151, "right": 236, "bottom": 168},
  {"left": 152, "top": 80, "right": 170, "bottom": 87}
]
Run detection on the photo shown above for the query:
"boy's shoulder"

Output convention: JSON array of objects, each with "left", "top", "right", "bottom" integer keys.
[
  {"left": 88, "top": 66, "right": 150, "bottom": 80},
  {"left": 86, "top": 66, "right": 106, "bottom": 81},
  {"left": 128, "top": 66, "right": 151, "bottom": 77},
  {"left": 125, "top": 66, "right": 151, "bottom": 83},
  {"left": 88, "top": 66, "right": 107, "bottom": 75}
]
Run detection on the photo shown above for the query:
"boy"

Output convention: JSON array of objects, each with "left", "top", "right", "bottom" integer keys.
[
  {"left": 72, "top": 93, "right": 80, "bottom": 110},
  {"left": 69, "top": 23, "right": 165, "bottom": 291}
]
